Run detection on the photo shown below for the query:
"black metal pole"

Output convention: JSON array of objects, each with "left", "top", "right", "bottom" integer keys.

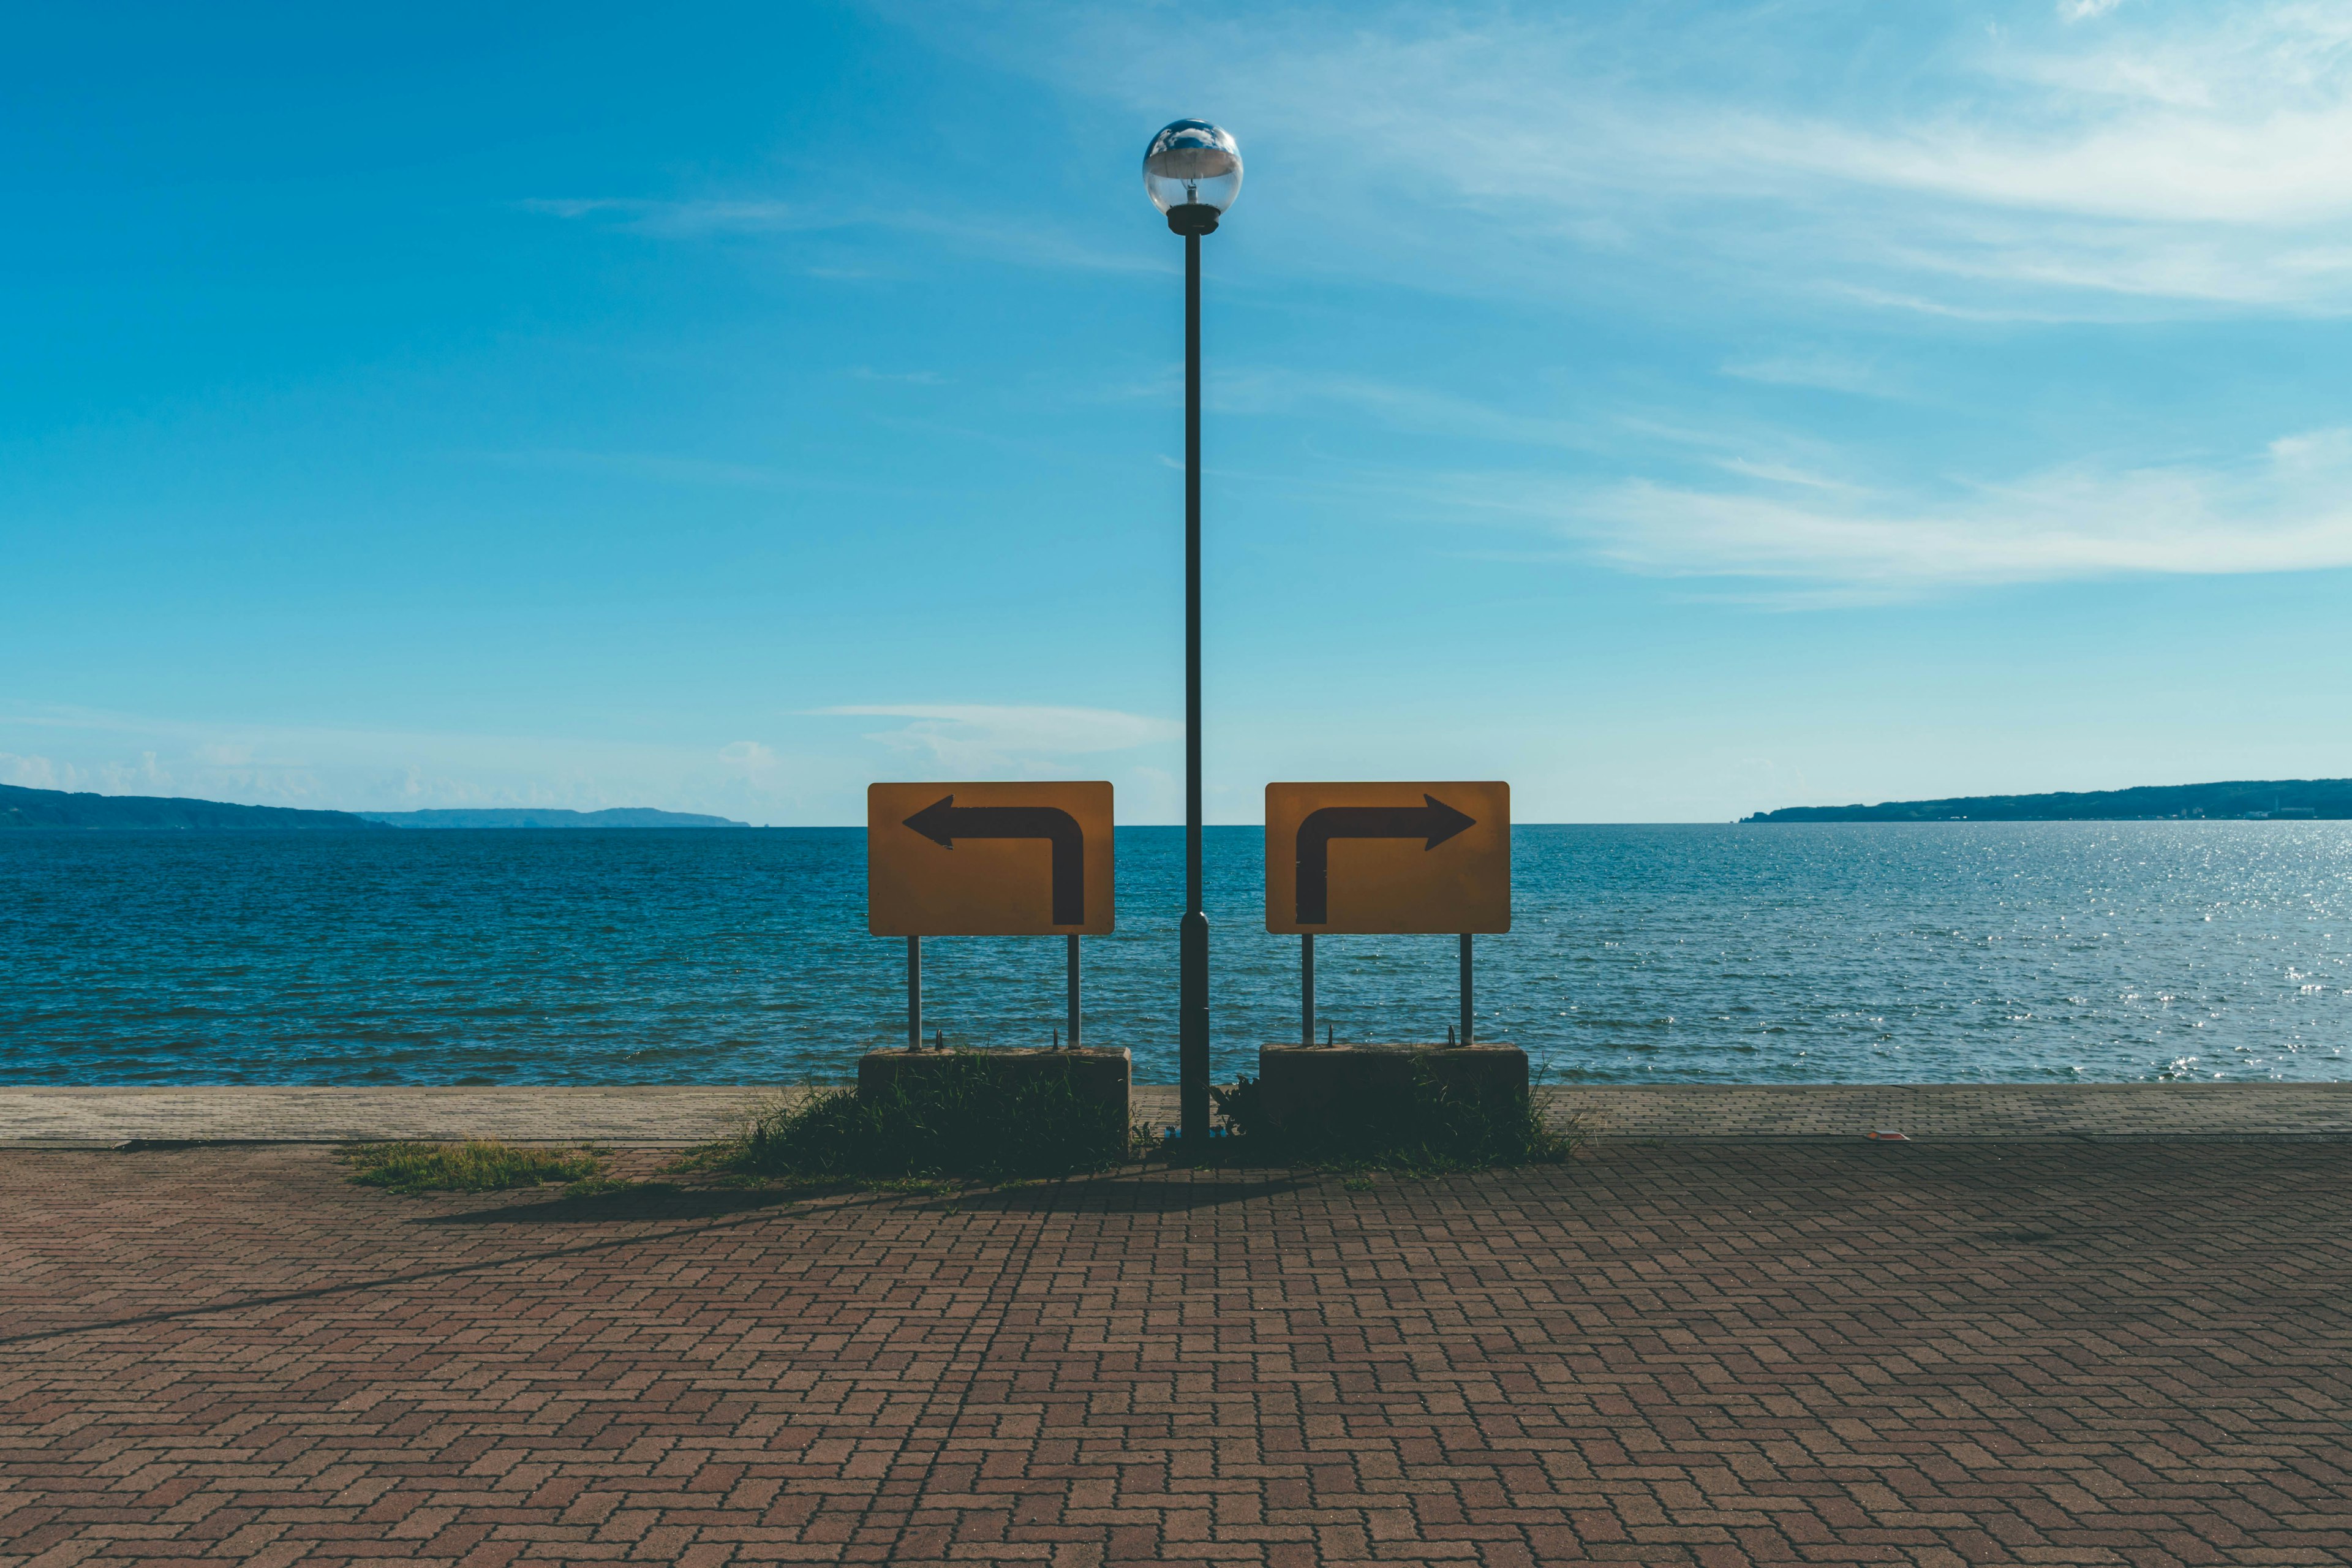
[
  {"left": 907, "top": 935, "right": 922, "bottom": 1052},
  {"left": 1067, "top": 933, "right": 1081, "bottom": 1050},
  {"left": 1179, "top": 228, "right": 1210, "bottom": 1146},
  {"left": 1301, "top": 933, "right": 1315, "bottom": 1047},
  {"left": 1459, "top": 933, "right": 1472, "bottom": 1047}
]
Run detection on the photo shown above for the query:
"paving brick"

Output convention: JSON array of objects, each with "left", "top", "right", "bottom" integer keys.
[{"left": 3, "top": 1141, "right": 2349, "bottom": 1564}]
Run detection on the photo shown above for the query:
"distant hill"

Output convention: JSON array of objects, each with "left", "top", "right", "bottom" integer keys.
[
  {"left": 357, "top": 808, "right": 750, "bottom": 829},
  {"left": 1744, "top": 778, "right": 2352, "bottom": 824},
  {"left": 0, "top": 784, "right": 753, "bottom": 831},
  {"left": 1, "top": 783, "right": 388, "bottom": 831}
]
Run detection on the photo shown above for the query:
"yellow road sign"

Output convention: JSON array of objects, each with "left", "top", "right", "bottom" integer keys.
[
  {"left": 1264, "top": 781, "right": 1509, "bottom": 935},
  {"left": 867, "top": 782, "right": 1115, "bottom": 937}
]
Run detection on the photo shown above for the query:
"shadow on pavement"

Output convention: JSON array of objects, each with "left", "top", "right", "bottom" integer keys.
[
  {"left": 416, "top": 1183, "right": 797, "bottom": 1226},
  {"left": 415, "top": 1166, "right": 1324, "bottom": 1224},
  {"left": 929, "top": 1170, "right": 1316, "bottom": 1215}
]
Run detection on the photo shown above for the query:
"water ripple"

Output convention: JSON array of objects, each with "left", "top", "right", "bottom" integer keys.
[{"left": 1, "top": 823, "right": 2346, "bottom": 1085}]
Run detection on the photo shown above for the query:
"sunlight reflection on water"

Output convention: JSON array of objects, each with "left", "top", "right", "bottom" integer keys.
[{"left": 2, "top": 822, "right": 2346, "bottom": 1085}]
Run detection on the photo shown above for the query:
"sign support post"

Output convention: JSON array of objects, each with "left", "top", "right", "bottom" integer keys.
[
  {"left": 1458, "top": 934, "right": 1472, "bottom": 1047},
  {"left": 1300, "top": 934, "right": 1315, "bottom": 1046},
  {"left": 907, "top": 936, "right": 923, "bottom": 1052},
  {"left": 1066, "top": 934, "right": 1081, "bottom": 1050}
]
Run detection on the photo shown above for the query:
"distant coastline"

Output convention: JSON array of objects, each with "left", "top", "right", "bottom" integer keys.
[
  {"left": 357, "top": 809, "right": 749, "bottom": 829},
  {"left": 1, "top": 784, "right": 747, "bottom": 831},
  {"left": 1744, "top": 777, "right": 2352, "bottom": 824},
  {"left": 1, "top": 784, "right": 384, "bottom": 832}
]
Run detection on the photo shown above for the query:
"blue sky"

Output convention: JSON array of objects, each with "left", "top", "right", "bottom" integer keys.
[{"left": 5, "top": 1, "right": 2349, "bottom": 824}]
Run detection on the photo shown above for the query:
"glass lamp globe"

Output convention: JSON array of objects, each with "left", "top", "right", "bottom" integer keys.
[{"left": 1144, "top": 119, "right": 1242, "bottom": 233}]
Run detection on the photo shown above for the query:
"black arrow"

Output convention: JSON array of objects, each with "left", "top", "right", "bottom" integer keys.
[
  {"left": 902, "top": 796, "right": 1086, "bottom": 926},
  {"left": 1294, "top": 795, "right": 1476, "bottom": 925}
]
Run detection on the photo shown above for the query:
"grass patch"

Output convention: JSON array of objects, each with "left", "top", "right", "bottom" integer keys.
[
  {"left": 687, "top": 1055, "right": 1144, "bottom": 1185},
  {"left": 557, "top": 1173, "right": 681, "bottom": 1199},
  {"left": 341, "top": 1139, "right": 600, "bottom": 1196},
  {"left": 1209, "top": 1062, "right": 1578, "bottom": 1174}
]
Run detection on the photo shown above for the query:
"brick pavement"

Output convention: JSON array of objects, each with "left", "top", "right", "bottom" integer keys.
[
  {"left": 1534, "top": 1082, "right": 2352, "bottom": 1141},
  {"left": 7, "top": 1083, "right": 2352, "bottom": 1148},
  {"left": 0, "top": 1087, "right": 769, "bottom": 1149},
  {"left": 4, "top": 1140, "right": 2348, "bottom": 1566}
]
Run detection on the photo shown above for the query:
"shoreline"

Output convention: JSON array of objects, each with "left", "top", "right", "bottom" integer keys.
[{"left": 6, "top": 1080, "right": 2351, "bottom": 1148}]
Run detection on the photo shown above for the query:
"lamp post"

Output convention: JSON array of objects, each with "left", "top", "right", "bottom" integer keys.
[{"left": 1144, "top": 119, "right": 1242, "bottom": 1150}]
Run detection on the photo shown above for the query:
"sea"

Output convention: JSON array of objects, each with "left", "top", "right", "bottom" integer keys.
[{"left": 3, "top": 823, "right": 2347, "bottom": 1087}]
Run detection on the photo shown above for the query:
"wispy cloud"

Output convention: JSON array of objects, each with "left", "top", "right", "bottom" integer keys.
[
  {"left": 1719, "top": 352, "right": 1900, "bottom": 399},
  {"left": 470, "top": 448, "right": 944, "bottom": 500},
  {"left": 849, "top": 366, "right": 947, "bottom": 385},
  {"left": 812, "top": 704, "right": 1180, "bottom": 772},
  {"left": 914, "top": 1, "right": 2352, "bottom": 315},
  {"left": 483, "top": 448, "right": 798, "bottom": 489},
  {"left": 522, "top": 194, "right": 1163, "bottom": 276},
  {"left": 1211, "top": 369, "right": 1597, "bottom": 451},
  {"left": 0, "top": 707, "right": 872, "bottom": 824},
  {"left": 1442, "top": 425, "right": 2352, "bottom": 597},
  {"left": 526, "top": 9, "right": 2352, "bottom": 313},
  {"left": 1, "top": 703, "right": 1193, "bottom": 823},
  {"left": 516, "top": 197, "right": 814, "bottom": 236}
]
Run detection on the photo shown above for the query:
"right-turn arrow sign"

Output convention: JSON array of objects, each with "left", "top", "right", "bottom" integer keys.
[
  {"left": 1294, "top": 796, "right": 1476, "bottom": 925},
  {"left": 1265, "top": 782, "right": 1510, "bottom": 935}
]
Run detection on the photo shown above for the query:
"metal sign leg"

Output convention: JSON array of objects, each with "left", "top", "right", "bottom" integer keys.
[
  {"left": 908, "top": 935, "right": 923, "bottom": 1052},
  {"left": 1301, "top": 933, "right": 1315, "bottom": 1047},
  {"left": 1459, "top": 933, "right": 1472, "bottom": 1047},
  {"left": 1067, "top": 933, "right": 1081, "bottom": 1050}
]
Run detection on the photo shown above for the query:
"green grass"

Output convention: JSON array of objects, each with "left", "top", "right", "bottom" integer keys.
[
  {"left": 341, "top": 1139, "right": 601, "bottom": 1196},
  {"left": 687, "top": 1055, "right": 1145, "bottom": 1185},
  {"left": 558, "top": 1172, "right": 680, "bottom": 1199},
  {"left": 1209, "top": 1063, "right": 1579, "bottom": 1174}
]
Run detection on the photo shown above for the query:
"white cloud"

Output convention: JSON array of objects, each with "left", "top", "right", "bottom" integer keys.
[
  {"left": 1459, "top": 424, "right": 2352, "bottom": 595},
  {"left": 1, "top": 706, "right": 1189, "bottom": 822},
  {"left": 517, "top": 197, "right": 809, "bottom": 236},
  {"left": 1211, "top": 369, "right": 1597, "bottom": 451},
  {"left": 1, "top": 752, "right": 77, "bottom": 790},
  {"left": 523, "top": 194, "right": 1164, "bottom": 277},
  {"left": 1719, "top": 352, "right": 1898, "bottom": 398},
  {"left": 0, "top": 709, "right": 878, "bottom": 824},
  {"left": 813, "top": 704, "right": 1181, "bottom": 772},
  {"left": 912, "top": 1, "right": 2352, "bottom": 314},
  {"left": 518, "top": 7, "right": 2352, "bottom": 315},
  {"left": 481, "top": 448, "right": 801, "bottom": 489}
]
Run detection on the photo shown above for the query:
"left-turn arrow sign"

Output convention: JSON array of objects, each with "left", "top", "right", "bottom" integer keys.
[
  {"left": 901, "top": 797, "right": 1085, "bottom": 926},
  {"left": 867, "top": 782, "right": 1115, "bottom": 937}
]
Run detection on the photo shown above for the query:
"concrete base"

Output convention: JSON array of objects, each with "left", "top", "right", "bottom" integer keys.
[
  {"left": 858, "top": 1047, "right": 1131, "bottom": 1118},
  {"left": 1257, "top": 1043, "right": 1528, "bottom": 1134}
]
